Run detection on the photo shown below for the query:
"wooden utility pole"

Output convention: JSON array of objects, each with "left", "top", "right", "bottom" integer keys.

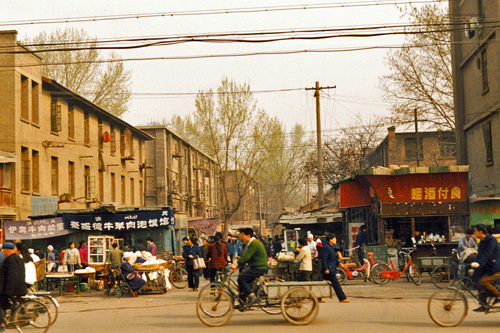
[
  {"left": 414, "top": 108, "right": 420, "bottom": 167},
  {"left": 306, "top": 81, "right": 336, "bottom": 207}
]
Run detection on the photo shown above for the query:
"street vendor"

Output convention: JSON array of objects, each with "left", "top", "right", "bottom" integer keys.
[
  {"left": 295, "top": 238, "right": 313, "bottom": 281},
  {"left": 109, "top": 243, "right": 124, "bottom": 269},
  {"left": 120, "top": 252, "right": 145, "bottom": 294}
]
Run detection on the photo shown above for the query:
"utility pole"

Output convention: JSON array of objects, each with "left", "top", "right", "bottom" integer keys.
[
  {"left": 414, "top": 108, "right": 420, "bottom": 167},
  {"left": 306, "top": 81, "right": 336, "bottom": 207}
]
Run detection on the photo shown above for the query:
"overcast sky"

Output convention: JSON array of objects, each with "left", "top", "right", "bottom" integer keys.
[{"left": 0, "top": 0, "right": 431, "bottom": 137}]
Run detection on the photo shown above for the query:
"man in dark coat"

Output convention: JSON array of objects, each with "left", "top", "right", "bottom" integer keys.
[
  {"left": 0, "top": 242, "right": 27, "bottom": 329},
  {"left": 272, "top": 236, "right": 282, "bottom": 257},
  {"left": 321, "top": 234, "right": 349, "bottom": 303},
  {"left": 471, "top": 224, "right": 500, "bottom": 312},
  {"left": 354, "top": 225, "right": 368, "bottom": 262}
]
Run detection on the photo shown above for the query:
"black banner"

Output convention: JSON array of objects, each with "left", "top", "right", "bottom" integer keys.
[{"left": 62, "top": 209, "right": 175, "bottom": 232}]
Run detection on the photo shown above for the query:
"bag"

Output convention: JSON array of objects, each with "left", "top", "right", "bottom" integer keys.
[
  {"left": 193, "top": 257, "right": 206, "bottom": 270},
  {"left": 126, "top": 272, "right": 135, "bottom": 280}
]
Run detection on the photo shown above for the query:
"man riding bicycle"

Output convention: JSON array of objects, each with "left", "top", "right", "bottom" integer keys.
[
  {"left": 230, "top": 228, "right": 268, "bottom": 307},
  {"left": 470, "top": 224, "right": 500, "bottom": 312}
]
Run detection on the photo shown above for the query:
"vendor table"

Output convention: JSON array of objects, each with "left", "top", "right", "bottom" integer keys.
[
  {"left": 136, "top": 269, "right": 168, "bottom": 294},
  {"left": 74, "top": 272, "right": 97, "bottom": 293},
  {"left": 45, "top": 273, "right": 80, "bottom": 296}
]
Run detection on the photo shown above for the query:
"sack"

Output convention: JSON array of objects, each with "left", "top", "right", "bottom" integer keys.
[
  {"left": 193, "top": 257, "right": 206, "bottom": 270},
  {"left": 126, "top": 272, "right": 135, "bottom": 280}
]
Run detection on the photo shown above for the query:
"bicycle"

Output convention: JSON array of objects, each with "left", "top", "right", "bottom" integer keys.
[
  {"left": 2, "top": 295, "right": 51, "bottom": 332},
  {"left": 428, "top": 268, "right": 500, "bottom": 327},
  {"left": 337, "top": 246, "right": 374, "bottom": 284},
  {"left": 430, "top": 249, "right": 474, "bottom": 289},
  {"left": 27, "top": 288, "right": 59, "bottom": 326},
  {"left": 160, "top": 252, "right": 188, "bottom": 289},
  {"left": 370, "top": 247, "right": 421, "bottom": 285}
]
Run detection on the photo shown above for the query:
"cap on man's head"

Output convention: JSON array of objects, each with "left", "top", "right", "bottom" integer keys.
[
  {"left": 47, "top": 245, "right": 54, "bottom": 251},
  {"left": 123, "top": 252, "right": 132, "bottom": 258},
  {"left": 2, "top": 242, "right": 15, "bottom": 250}
]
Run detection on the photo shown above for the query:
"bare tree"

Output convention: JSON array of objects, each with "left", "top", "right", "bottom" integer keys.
[
  {"left": 23, "top": 28, "right": 131, "bottom": 117},
  {"left": 380, "top": 2, "right": 454, "bottom": 130}
]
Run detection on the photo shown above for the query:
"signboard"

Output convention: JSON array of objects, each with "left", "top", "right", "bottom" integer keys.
[
  {"left": 31, "top": 196, "right": 58, "bottom": 216},
  {"left": 470, "top": 200, "right": 500, "bottom": 227},
  {"left": 63, "top": 209, "right": 175, "bottom": 232},
  {"left": 284, "top": 229, "right": 298, "bottom": 252},
  {"left": 4, "top": 217, "right": 74, "bottom": 240},
  {"left": 348, "top": 223, "right": 364, "bottom": 250}
]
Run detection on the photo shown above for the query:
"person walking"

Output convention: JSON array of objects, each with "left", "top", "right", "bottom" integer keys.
[
  {"left": 63, "top": 242, "right": 82, "bottom": 273},
  {"left": 201, "top": 238, "right": 210, "bottom": 280},
  {"left": 295, "top": 238, "right": 312, "bottom": 281},
  {"left": 206, "top": 233, "right": 228, "bottom": 282},
  {"left": 79, "top": 240, "right": 88, "bottom": 268},
  {"left": 146, "top": 237, "right": 157, "bottom": 256},
  {"left": 321, "top": 233, "right": 350, "bottom": 303},
  {"left": 355, "top": 225, "right": 368, "bottom": 262},
  {"left": 182, "top": 236, "right": 202, "bottom": 291}
]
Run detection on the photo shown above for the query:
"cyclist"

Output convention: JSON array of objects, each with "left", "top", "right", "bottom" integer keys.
[
  {"left": 470, "top": 224, "right": 500, "bottom": 312},
  {"left": 230, "top": 228, "right": 268, "bottom": 307}
]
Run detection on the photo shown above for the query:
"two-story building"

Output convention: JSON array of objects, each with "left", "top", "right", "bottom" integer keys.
[{"left": 0, "top": 30, "right": 153, "bottom": 235}]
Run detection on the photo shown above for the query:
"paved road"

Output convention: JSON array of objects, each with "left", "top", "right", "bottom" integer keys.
[{"left": 50, "top": 277, "right": 500, "bottom": 332}]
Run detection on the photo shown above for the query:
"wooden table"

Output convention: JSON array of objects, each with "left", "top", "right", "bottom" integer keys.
[
  {"left": 45, "top": 273, "right": 80, "bottom": 296},
  {"left": 74, "top": 272, "right": 97, "bottom": 293}
]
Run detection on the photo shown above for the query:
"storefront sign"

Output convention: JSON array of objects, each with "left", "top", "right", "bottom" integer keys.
[
  {"left": 63, "top": 209, "right": 175, "bottom": 232},
  {"left": 348, "top": 223, "right": 364, "bottom": 250},
  {"left": 470, "top": 201, "right": 500, "bottom": 227},
  {"left": 4, "top": 217, "right": 74, "bottom": 240},
  {"left": 31, "top": 196, "right": 58, "bottom": 216}
]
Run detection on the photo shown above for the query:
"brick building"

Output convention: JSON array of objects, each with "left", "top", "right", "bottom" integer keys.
[{"left": 0, "top": 30, "right": 152, "bottom": 226}]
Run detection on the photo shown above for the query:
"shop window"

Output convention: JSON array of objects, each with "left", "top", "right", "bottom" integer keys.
[
  {"left": 450, "top": 216, "right": 467, "bottom": 242},
  {"left": 482, "top": 120, "right": 493, "bottom": 166},
  {"left": 51, "top": 157, "right": 58, "bottom": 196},
  {"left": 21, "top": 75, "right": 29, "bottom": 121},
  {"left": 404, "top": 138, "right": 423, "bottom": 160},
  {"left": 21, "top": 147, "right": 30, "bottom": 192},
  {"left": 50, "top": 98, "right": 61, "bottom": 133},
  {"left": 439, "top": 136, "right": 456, "bottom": 158},
  {"left": 84, "top": 111, "right": 90, "bottom": 145},
  {"left": 68, "top": 161, "right": 75, "bottom": 197},
  {"left": 68, "top": 103, "right": 74, "bottom": 139},
  {"left": 31, "top": 81, "right": 39, "bottom": 125},
  {"left": 32, "top": 150, "right": 39, "bottom": 193},
  {"left": 481, "top": 48, "right": 489, "bottom": 94}
]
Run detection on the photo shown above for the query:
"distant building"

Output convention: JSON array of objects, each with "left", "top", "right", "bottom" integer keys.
[{"left": 367, "top": 126, "right": 457, "bottom": 168}]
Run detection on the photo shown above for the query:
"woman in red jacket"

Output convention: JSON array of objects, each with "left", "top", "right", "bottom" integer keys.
[{"left": 206, "top": 233, "right": 228, "bottom": 282}]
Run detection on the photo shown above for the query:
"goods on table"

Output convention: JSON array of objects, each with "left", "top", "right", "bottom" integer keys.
[{"left": 277, "top": 252, "right": 295, "bottom": 261}]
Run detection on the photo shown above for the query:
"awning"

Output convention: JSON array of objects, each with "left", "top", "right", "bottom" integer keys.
[
  {"left": 279, "top": 212, "right": 342, "bottom": 225},
  {"left": 188, "top": 218, "right": 219, "bottom": 235},
  {"left": 0, "top": 151, "right": 17, "bottom": 163},
  {"left": 469, "top": 196, "right": 500, "bottom": 203}
]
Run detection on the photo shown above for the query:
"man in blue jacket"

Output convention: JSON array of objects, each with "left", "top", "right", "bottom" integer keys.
[
  {"left": 321, "top": 233, "right": 350, "bottom": 303},
  {"left": 471, "top": 224, "right": 500, "bottom": 312},
  {"left": 354, "top": 225, "right": 368, "bottom": 262}
]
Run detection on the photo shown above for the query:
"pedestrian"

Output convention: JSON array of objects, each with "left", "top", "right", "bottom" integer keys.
[
  {"left": 146, "top": 237, "right": 157, "bottom": 256},
  {"left": 63, "top": 242, "right": 82, "bottom": 273},
  {"left": 14, "top": 243, "right": 36, "bottom": 288},
  {"left": 321, "top": 233, "right": 350, "bottom": 303},
  {"left": 134, "top": 239, "right": 147, "bottom": 252},
  {"left": 355, "top": 225, "right": 368, "bottom": 262},
  {"left": 206, "top": 233, "right": 228, "bottom": 282},
  {"left": 295, "top": 238, "right": 312, "bottom": 281},
  {"left": 234, "top": 238, "right": 244, "bottom": 258},
  {"left": 47, "top": 245, "right": 60, "bottom": 272},
  {"left": 227, "top": 238, "right": 234, "bottom": 263},
  {"left": 272, "top": 236, "right": 282, "bottom": 257},
  {"left": 307, "top": 232, "right": 317, "bottom": 258},
  {"left": 0, "top": 242, "right": 27, "bottom": 331},
  {"left": 201, "top": 238, "right": 210, "bottom": 280},
  {"left": 79, "top": 240, "right": 88, "bottom": 268},
  {"left": 109, "top": 243, "right": 124, "bottom": 269},
  {"left": 182, "top": 236, "right": 202, "bottom": 291}
]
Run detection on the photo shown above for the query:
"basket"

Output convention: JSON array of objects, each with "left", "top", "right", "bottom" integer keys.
[{"left": 134, "top": 263, "right": 165, "bottom": 271}]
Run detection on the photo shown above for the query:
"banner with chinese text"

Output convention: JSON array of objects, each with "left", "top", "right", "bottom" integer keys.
[
  {"left": 62, "top": 209, "right": 175, "bottom": 232},
  {"left": 5, "top": 218, "right": 74, "bottom": 240}
]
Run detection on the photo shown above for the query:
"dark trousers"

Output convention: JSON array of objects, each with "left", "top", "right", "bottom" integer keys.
[
  {"left": 237, "top": 267, "right": 267, "bottom": 299},
  {"left": 209, "top": 268, "right": 223, "bottom": 283},
  {"left": 186, "top": 265, "right": 200, "bottom": 289},
  {"left": 299, "top": 270, "right": 312, "bottom": 281},
  {"left": 324, "top": 270, "right": 347, "bottom": 301},
  {"left": 203, "top": 268, "right": 210, "bottom": 279}
]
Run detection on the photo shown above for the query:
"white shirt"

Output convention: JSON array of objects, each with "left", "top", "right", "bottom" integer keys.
[
  {"left": 307, "top": 240, "right": 317, "bottom": 256},
  {"left": 296, "top": 246, "right": 312, "bottom": 271}
]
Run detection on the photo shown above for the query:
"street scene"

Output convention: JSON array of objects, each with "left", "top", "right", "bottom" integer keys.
[{"left": 2, "top": 0, "right": 500, "bottom": 331}]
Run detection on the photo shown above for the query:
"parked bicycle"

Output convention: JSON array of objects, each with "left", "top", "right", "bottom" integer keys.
[
  {"left": 371, "top": 247, "right": 421, "bottom": 285},
  {"left": 160, "top": 252, "right": 188, "bottom": 289},
  {"left": 337, "top": 246, "right": 374, "bottom": 284},
  {"left": 2, "top": 295, "right": 51, "bottom": 332}
]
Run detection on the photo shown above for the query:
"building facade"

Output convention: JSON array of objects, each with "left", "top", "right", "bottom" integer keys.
[
  {"left": 0, "top": 30, "right": 152, "bottom": 228},
  {"left": 449, "top": 0, "right": 500, "bottom": 198},
  {"left": 368, "top": 126, "right": 457, "bottom": 168}
]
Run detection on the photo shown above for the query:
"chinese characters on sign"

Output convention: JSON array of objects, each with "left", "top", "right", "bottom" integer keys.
[
  {"left": 31, "top": 196, "right": 58, "bottom": 216},
  {"left": 63, "top": 209, "right": 175, "bottom": 231},
  {"left": 410, "top": 186, "right": 461, "bottom": 201},
  {"left": 4, "top": 218, "right": 74, "bottom": 240}
]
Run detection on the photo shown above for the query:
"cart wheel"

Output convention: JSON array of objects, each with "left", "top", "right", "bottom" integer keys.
[
  {"left": 336, "top": 267, "right": 347, "bottom": 285},
  {"left": 280, "top": 287, "right": 319, "bottom": 325},
  {"left": 197, "top": 289, "right": 233, "bottom": 327},
  {"left": 169, "top": 267, "right": 188, "bottom": 289},
  {"left": 428, "top": 288, "right": 467, "bottom": 327}
]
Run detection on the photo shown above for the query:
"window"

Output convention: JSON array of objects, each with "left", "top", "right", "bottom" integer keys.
[
  {"left": 98, "top": 119, "right": 103, "bottom": 150},
  {"left": 50, "top": 98, "right": 61, "bottom": 132},
  {"left": 31, "top": 81, "right": 39, "bottom": 124},
  {"left": 139, "top": 180, "right": 143, "bottom": 207},
  {"left": 111, "top": 173, "right": 116, "bottom": 202},
  {"left": 139, "top": 141, "right": 143, "bottom": 164},
  {"left": 21, "top": 147, "right": 30, "bottom": 191},
  {"left": 110, "top": 125, "right": 116, "bottom": 155},
  {"left": 32, "top": 150, "right": 39, "bottom": 193},
  {"left": 51, "top": 157, "right": 58, "bottom": 195},
  {"left": 120, "top": 129, "right": 125, "bottom": 157},
  {"left": 439, "top": 136, "right": 456, "bottom": 159},
  {"left": 130, "top": 177, "right": 135, "bottom": 206},
  {"left": 84, "top": 111, "right": 90, "bottom": 145},
  {"left": 99, "top": 170, "right": 104, "bottom": 201},
  {"left": 121, "top": 176, "right": 126, "bottom": 204},
  {"left": 84, "top": 166, "right": 95, "bottom": 200},
  {"left": 481, "top": 48, "right": 489, "bottom": 93},
  {"left": 129, "top": 135, "right": 134, "bottom": 157},
  {"left": 483, "top": 120, "right": 493, "bottom": 166},
  {"left": 68, "top": 103, "right": 74, "bottom": 139},
  {"left": 21, "top": 75, "right": 29, "bottom": 120},
  {"left": 404, "top": 138, "right": 424, "bottom": 160},
  {"left": 0, "top": 164, "right": 11, "bottom": 188},
  {"left": 68, "top": 161, "right": 75, "bottom": 196}
]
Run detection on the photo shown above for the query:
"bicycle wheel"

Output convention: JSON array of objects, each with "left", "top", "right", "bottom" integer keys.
[
  {"left": 197, "top": 289, "right": 234, "bottom": 327},
  {"left": 198, "top": 282, "right": 222, "bottom": 299},
  {"left": 280, "top": 287, "right": 319, "bottom": 325},
  {"left": 371, "top": 263, "right": 390, "bottom": 285},
  {"left": 431, "top": 264, "right": 455, "bottom": 289},
  {"left": 13, "top": 299, "right": 51, "bottom": 332},
  {"left": 336, "top": 267, "right": 347, "bottom": 285},
  {"left": 169, "top": 267, "right": 188, "bottom": 289},
  {"left": 428, "top": 288, "right": 467, "bottom": 327},
  {"left": 408, "top": 263, "right": 422, "bottom": 286},
  {"left": 257, "top": 287, "right": 281, "bottom": 315},
  {"left": 39, "top": 296, "right": 58, "bottom": 325}
]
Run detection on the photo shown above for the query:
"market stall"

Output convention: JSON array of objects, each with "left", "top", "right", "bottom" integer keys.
[{"left": 134, "top": 261, "right": 170, "bottom": 294}]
